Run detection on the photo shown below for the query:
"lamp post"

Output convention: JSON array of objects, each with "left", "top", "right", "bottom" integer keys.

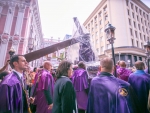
[
  {"left": 28, "top": 38, "right": 34, "bottom": 66},
  {"left": 144, "top": 41, "right": 150, "bottom": 74},
  {"left": 104, "top": 24, "right": 117, "bottom": 77},
  {"left": 9, "top": 47, "right": 15, "bottom": 58}
]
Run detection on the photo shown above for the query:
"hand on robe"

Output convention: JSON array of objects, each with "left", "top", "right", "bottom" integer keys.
[
  {"left": 48, "top": 103, "right": 53, "bottom": 110},
  {"left": 29, "top": 97, "right": 35, "bottom": 104}
]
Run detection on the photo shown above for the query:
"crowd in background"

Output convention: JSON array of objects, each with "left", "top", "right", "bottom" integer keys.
[{"left": 0, "top": 55, "right": 150, "bottom": 113}]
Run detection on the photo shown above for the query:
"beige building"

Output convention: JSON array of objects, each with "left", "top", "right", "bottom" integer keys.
[{"left": 84, "top": 0, "right": 150, "bottom": 66}]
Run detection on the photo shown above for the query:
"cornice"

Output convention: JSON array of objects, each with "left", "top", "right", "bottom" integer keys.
[
  {"left": 132, "top": 0, "right": 150, "bottom": 13},
  {"left": 83, "top": 0, "right": 107, "bottom": 26}
]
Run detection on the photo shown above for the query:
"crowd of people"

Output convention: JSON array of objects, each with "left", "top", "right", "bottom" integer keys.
[{"left": 0, "top": 54, "right": 150, "bottom": 113}]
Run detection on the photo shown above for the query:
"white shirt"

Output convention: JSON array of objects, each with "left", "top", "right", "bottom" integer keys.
[
  {"left": 12, "top": 69, "right": 24, "bottom": 87},
  {"left": 12, "top": 69, "right": 23, "bottom": 80}
]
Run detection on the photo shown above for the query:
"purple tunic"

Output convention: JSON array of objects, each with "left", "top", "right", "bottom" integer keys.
[
  {"left": 117, "top": 67, "right": 132, "bottom": 82},
  {"left": 71, "top": 68, "right": 89, "bottom": 110},
  {"left": 33, "top": 69, "right": 54, "bottom": 113},
  {"left": 0, "top": 72, "right": 28, "bottom": 113},
  {"left": 87, "top": 72, "right": 141, "bottom": 113},
  {"left": 128, "top": 70, "right": 150, "bottom": 113}
]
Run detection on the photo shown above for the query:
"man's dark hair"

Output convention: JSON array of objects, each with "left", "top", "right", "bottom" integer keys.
[
  {"left": 33, "top": 67, "right": 37, "bottom": 72},
  {"left": 39, "top": 66, "right": 43, "bottom": 68},
  {"left": 56, "top": 60, "right": 72, "bottom": 78},
  {"left": 78, "top": 61, "right": 86, "bottom": 69},
  {"left": 134, "top": 61, "right": 145, "bottom": 70},
  {"left": 0, "top": 71, "right": 9, "bottom": 79},
  {"left": 10, "top": 55, "right": 24, "bottom": 69}
]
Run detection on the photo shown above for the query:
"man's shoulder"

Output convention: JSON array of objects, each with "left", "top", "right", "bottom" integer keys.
[
  {"left": 116, "top": 77, "right": 130, "bottom": 86},
  {"left": 1, "top": 73, "right": 20, "bottom": 87}
]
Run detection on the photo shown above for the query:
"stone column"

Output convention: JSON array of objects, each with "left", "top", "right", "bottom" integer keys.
[
  {"left": 13, "top": 4, "right": 25, "bottom": 53},
  {"left": 3, "top": 2, "right": 15, "bottom": 34},
  {"left": 0, "top": 3, "right": 15, "bottom": 67},
  {"left": 0, "top": 34, "right": 9, "bottom": 67}
]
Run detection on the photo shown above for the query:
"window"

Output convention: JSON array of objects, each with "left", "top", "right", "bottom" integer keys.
[
  {"left": 95, "top": 24, "right": 97, "bottom": 29},
  {"left": 101, "top": 46, "right": 104, "bottom": 52},
  {"left": 134, "top": 56, "right": 137, "bottom": 62},
  {"left": 104, "top": 6, "right": 107, "bottom": 11},
  {"left": 139, "top": 9, "right": 142, "bottom": 15},
  {"left": 127, "top": 9, "right": 130, "bottom": 16},
  {"left": 140, "top": 33, "right": 142, "bottom": 40},
  {"left": 135, "top": 6, "right": 138, "bottom": 12},
  {"left": 126, "top": 1, "right": 128, "bottom": 6},
  {"left": 141, "top": 43, "right": 143, "bottom": 49},
  {"left": 134, "top": 21, "right": 136, "bottom": 28},
  {"left": 146, "top": 28, "right": 148, "bottom": 34},
  {"left": 138, "top": 24, "right": 140, "bottom": 30},
  {"left": 96, "top": 39, "right": 98, "bottom": 43},
  {"left": 107, "top": 44, "right": 111, "bottom": 49},
  {"left": 139, "top": 57, "right": 142, "bottom": 61},
  {"left": 105, "top": 15, "right": 108, "bottom": 20},
  {"left": 141, "top": 18, "right": 143, "bottom": 24},
  {"left": 135, "top": 31, "right": 138, "bottom": 38},
  {"left": 92, "top": 28, "right": 93, "bottom": 31},
  {"left": 148, "top": 37, "right": 149, "bottom": 41},
  {"left": 88, "top": 24, "right": 90, "bottom": 27},
  {"left": 145, "top": 20, "right": 147, "bottom": 26},
  {"left": 129, "top": 19, "right": 131, "bottom": 25},
  {"left": 131, "top": 3, "right": 133, "bottom": 10},
  {"left": 96, "top": 48, "right": 99, "bottom": 52},
  {"left": 147, "top": 15, "right": 149, "bottom": 20},
  {"left": 130, "top": 28, "right": 133, "bottom": 36},
  {"left": 131, "top": 39, "right": 134, "bottom": 46},
  {"left": 95, "top": 16, "right": 97, "bottom": 22},
  {"left": 132, "top": 12, "right": 134, "bottom": 18},
  {"left": 99, "top": 20, "right": 102, "bottom": 25},
  {"left": 100, "top": 28, "right": 103, "bottom": 33},
  {"left": 95, "top": 32, "right": 98, "bottom": 36},
  {"left": 91, "top": 20, "right": 93, "bottom": 25},
  {"left": 144, "top": 35, "right": 146, "bottom": 41},
  {"left": 137, "top": 15, "right": 139, "bottom": 21},
  {"left": 99, "top": 12, "right": 102, "bottom": 17},
  {"left": 142, "top": 26, "right": 144, "bottom": 32},
  {"left": 143, "top": 12, "right": 145, "bottom": 18},
  {"left": 100, "top": 37, "right": 103, "bottom": 42},
  {"left": 136, "top": 41, "right": 139, "bottom": 47}
]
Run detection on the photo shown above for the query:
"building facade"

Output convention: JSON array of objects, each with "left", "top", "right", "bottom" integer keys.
[
  {"left": 84, "top": 0, "right": 150, "bottom": 66},
  {"left": 0, "top": 0, "right": 43, "bottom": 68},
  {"left": 42, "top": 37, "right": 64, "bottom": 68}
]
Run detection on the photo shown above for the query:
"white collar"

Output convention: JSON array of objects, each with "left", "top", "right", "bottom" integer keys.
[{"left": 12, "top": 69, "right": 23, "bottom": 79}]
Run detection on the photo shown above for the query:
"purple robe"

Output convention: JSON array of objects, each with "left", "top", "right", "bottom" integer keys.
[
  {"left": 128, "top": 70, "right": 150, "bottom": 113},
  {"left": 0, "top": 72, "right": 28, "bottom": 113},
  {"left": 33, "top": 69, "right": 54, "bottom": 113},
  {"left": 117, "top": 67, "right": 132, "bottom": 82},
  {"left": 87, "top": 72, "right": 141, "bottom": 113},
  {"left": 71, "top": 68, "right": 89, "bottom": 110}
]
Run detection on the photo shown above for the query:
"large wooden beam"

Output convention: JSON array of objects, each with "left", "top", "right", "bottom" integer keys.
[{"left": 24, "top": 38, "right": 79, "bottom": 62}]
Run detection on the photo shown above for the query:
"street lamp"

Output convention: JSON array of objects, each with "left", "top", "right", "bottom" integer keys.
[
  {"left": 144, "top": 41, "right": 150, "bottom": 74},
  {"left": 28, "top": 38, "right": 34, "bottom": 66},
  {"left": 104, "top": 23, "right": 117, "bottom": 77},
  {"left": 28, "top": 38, "right": 34, "bottom": 52},
  {"left": 9, "top": 47, "right": 15, "bottom": 58}
]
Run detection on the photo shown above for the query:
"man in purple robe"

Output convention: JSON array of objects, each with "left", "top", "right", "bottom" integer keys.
[
  {"left": 87, "top": 58, "right": 141, "bottom": 113},
  {"left": 117, "top": 61, "right": 132, "bottom": 81},
  {"left": 72, "top": 61, "right": 89, "bottom": 113},
  {"left": 128, "top": 61, "right": 150, "bottom": 113},
  {"left": 31, "top": 61, "right": 54, "bottom": 113},
  {"left": 0, "top": 55, "right": 29, "bottom": 113}
]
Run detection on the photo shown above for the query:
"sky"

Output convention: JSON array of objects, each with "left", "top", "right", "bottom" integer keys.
[{"left": 38, "top": 0, "right": 150, "bottom": 39}]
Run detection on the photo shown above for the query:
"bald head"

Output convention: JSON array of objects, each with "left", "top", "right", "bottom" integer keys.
[
  {"left": 43, "top": 61, "right": 52, "bottom": 71},
  {"left": 100, "top": 58, "right": 114, "bottom": 73},
  {"left": 119, "top": 61, "right": 126, "bottom": 68},
  {"left": 134, "top": 61, "right": 145, "bottom": 70}
]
